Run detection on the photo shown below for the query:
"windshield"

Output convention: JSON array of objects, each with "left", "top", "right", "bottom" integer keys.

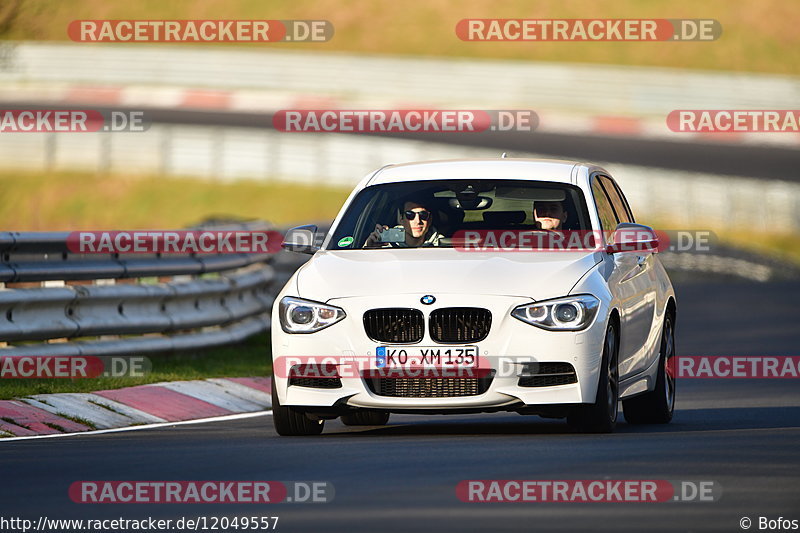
[{"left": 327, "top": 179, "right": 592, "bottom": 250}]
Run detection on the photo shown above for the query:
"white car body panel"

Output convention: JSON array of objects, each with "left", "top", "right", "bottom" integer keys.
[{"left": 296, "top": 249, "right": 602, "bottom": 301}]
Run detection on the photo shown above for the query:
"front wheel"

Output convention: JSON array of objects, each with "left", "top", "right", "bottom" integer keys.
[
  {"left": 568, "top": 322, "right": 619, "bottom": 433},
  {"left": 623, "top": 313, "right": 676, "bottom": 424},
  {"left": 271, "top": 381, "right": 324, "bottom": 436}
]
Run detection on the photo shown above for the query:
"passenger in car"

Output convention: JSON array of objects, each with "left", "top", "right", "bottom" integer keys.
[
  {"left": 364, "top": 199, "right": 444, "bottom": 248},
  {"left": 534, "top": 200, "right": 568, "bottom": 230}
]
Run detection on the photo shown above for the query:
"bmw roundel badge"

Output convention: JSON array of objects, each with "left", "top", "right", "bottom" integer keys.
[{"left": 421, "top": 295, "right": 436, "bottom": 305}]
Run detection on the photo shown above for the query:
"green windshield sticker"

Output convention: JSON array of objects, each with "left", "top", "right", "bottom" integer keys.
[{"left": 337, "top": 236, "right": 354, "bottom": 247}]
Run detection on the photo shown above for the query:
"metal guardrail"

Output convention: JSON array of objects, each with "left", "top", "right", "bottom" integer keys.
[
  {"left": 0, "top": 233, "right": 273, "bottom": 283},
  {"left": 0, "top": 221, "right": 309, "bottom": 357}
]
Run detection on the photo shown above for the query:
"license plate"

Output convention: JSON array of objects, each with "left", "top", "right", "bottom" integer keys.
[{"left": 376, "top": 346, "right": 478, "bottom": 369}]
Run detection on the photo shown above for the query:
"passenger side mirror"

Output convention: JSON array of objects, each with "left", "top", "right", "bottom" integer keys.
[
  {"left": 282, "top": 225, "right": 320, "bottom": 254},
  {"left": 605, "top": 223, "right": 659, "bottom": 254}
]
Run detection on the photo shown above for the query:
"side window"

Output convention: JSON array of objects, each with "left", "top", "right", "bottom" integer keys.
[
  {"left": 598, "top": 175, "right": 632, "bottom": 224},
  {"left": 591, "top": 179, "right": 619, "bottom": 232},
  {"left": 612, "top": 180, "right": 636, "bottom": 223}
]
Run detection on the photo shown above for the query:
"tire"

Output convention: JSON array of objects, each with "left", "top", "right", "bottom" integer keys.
[
  {"left": 340, "top": 410, "right": 390, "bottom": 426},
  {"left": 568, "top": 322, "right": 619, "bottom": 433},
  {"left": 271, "top": 382, "right": 324, "bottom": 436},
  {"left": 623, "top": 313, "right": 676, "bottom": 424}
]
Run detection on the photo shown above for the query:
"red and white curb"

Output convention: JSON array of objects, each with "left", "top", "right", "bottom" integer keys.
[
  {"left": 0, "top": 377, "right": 271, "bottom": 439},
  {"left": 2, "top": 83, "right": 798, "bottom": 148}
]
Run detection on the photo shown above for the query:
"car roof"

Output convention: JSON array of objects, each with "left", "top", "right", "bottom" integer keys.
[{"left": 366, "top": 158, "right": 595, "bottom": 187}]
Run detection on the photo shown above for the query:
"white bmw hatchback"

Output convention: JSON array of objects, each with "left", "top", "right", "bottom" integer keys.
[{"left": 271, "top": 159, "right": 676, "bottom": 435}]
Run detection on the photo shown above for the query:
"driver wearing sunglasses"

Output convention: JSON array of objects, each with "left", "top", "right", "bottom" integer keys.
[{"left": 364, "top": 200, "right": 444, "bottom": 248}]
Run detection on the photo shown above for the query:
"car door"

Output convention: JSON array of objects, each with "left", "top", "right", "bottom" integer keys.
[
  {"left": 602, "top": 176, "right": 660, "bottom": 376},
  {"left": 592, "top": 175, "right": 655, "bottom": 379}
]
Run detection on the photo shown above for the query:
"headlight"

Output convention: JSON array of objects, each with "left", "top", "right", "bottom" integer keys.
[
  {"left": 279, "top": 296, "right": 346, "bottom": 333},
  {"left": 511, "top": 295, "right": 600, "bottom": 331}
]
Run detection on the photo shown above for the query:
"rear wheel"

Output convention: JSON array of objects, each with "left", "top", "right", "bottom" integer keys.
[
  {"left": 568, "top": 322, "right": 619, "bottom": 433},
  {"left": 340, "top": 410, "right": 390, "bottom": 426},
  {"left": 271, "top": 382, "right": 324, "bottom": 436},
  {"left": 623, "top": 313, "right": 676, "bottom": 424}
]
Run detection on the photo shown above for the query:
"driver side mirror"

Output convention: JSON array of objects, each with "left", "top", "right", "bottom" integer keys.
[
  {"left": 282, "top": 225, "right": 320, "bottom": 255},
  {"left": 605, "top": 223, "right": 659, "bottom": 254}
]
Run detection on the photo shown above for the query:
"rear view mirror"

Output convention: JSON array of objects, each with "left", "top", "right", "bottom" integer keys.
[
  {"left": 495, "top": 187, "right": 567, "bottom": 201},
  {"left": 282, "top": 225, "right": 320, "bottom": 254},
  {"left": 448, "top": 196, "right": 493, "bottom": 210}
]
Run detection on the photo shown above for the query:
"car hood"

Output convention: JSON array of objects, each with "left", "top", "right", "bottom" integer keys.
[{"left": 295, "top": 249, "right": 601, "bottom": 301}]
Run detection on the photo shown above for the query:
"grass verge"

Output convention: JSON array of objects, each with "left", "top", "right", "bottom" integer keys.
[
  {"left": 641, "top": 217, "right": 800, "bottom": 268},
  {"left": 713, "top": 231, "right": 800, "bottom": 268},
  {"left": 0, "top": 171, "right": 351, "bottom": 230},
  {"left": 0, "top": 333, "right": 271, "bottom": 400},
  {"left": 1, "top": 0, "right": 799, "bottom": 74}
]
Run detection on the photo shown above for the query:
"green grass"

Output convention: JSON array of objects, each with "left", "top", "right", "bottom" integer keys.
[
  {"left": 0, "top": 170, "right": 351, "bottom": 230},
  {"left": 0, "top": 332, "right": 272, "bottom": 400},
  {"left": 709, "top": 230, "right": 800, "bottom": 267},
  {"left": 1, "top": 0, "right": 798, "bottom": 74},
  {"left": 57, "top": 414, "right": 98, "bottom": 429},
  {"left": 641, "top": 217, "right": 800, "bottom": 267}
]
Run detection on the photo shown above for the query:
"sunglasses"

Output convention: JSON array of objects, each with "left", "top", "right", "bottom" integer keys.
[{"left": 404, "top": 210, "right": 431, "bottom": 221}]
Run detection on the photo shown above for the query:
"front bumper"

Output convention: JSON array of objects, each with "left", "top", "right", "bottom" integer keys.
[{"left": 271, "top": 293, "right": 609, "bottom": 410}]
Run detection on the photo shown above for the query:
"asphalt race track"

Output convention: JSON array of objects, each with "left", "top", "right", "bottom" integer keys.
[{"left": 2, "top": 281, "right": 798, "bottom": 533}]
